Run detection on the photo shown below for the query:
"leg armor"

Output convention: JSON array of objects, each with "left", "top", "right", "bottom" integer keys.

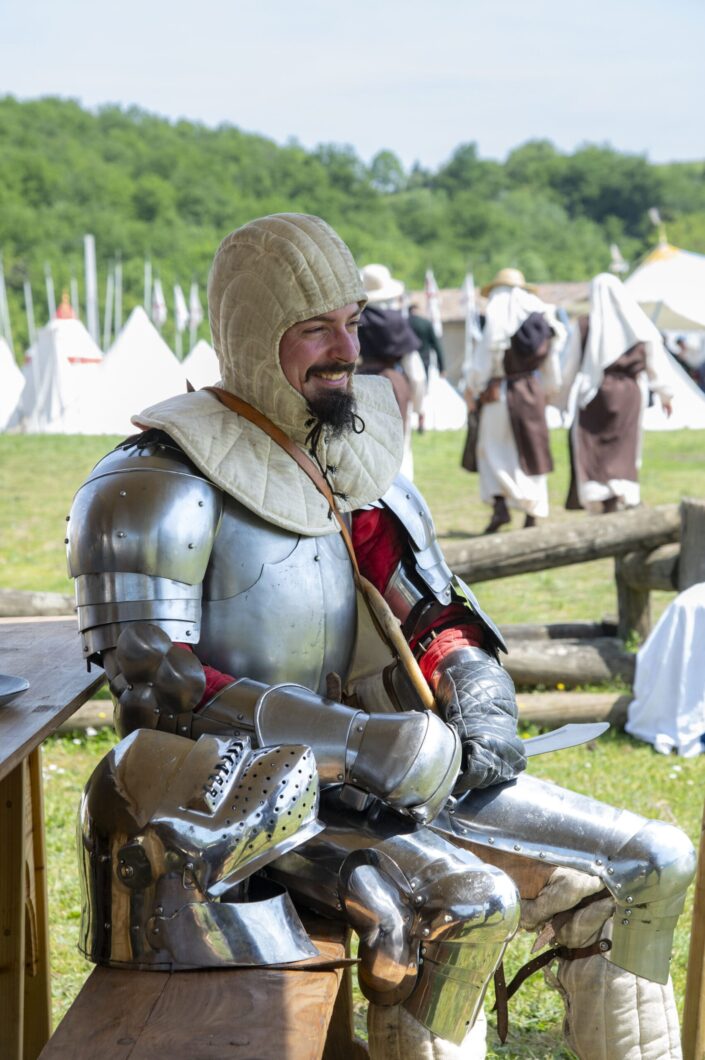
[
  {"left": 522, "top": 869, "right": 682, "bottom": 1059},
  {"left": 268, "top": 793, "right": 520, "bottom": 1046},
  {"left": 431, "top": 772, "right": 696, "bottom": 984}
]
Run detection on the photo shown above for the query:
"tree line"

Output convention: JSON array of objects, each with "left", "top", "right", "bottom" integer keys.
[{"left": 1, "top": 95, "right": 704, "bottom": 354}]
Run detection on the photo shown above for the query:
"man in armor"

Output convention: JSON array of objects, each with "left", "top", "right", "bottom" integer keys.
[{"left": 68, "top": 214, "right": 693, "bottom": 1059}]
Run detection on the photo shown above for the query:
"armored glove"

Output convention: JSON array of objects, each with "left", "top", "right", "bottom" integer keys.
[
  {"left": 106, "top": 622, "right": 461, "bottom": 824},
  {"left": 432, "top": 645, "right": 526, "bottom": 791}
]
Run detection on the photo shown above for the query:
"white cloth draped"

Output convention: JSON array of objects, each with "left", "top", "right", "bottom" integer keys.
[{"left": 625, "top": 582, "right": 705, "bottom": 757}]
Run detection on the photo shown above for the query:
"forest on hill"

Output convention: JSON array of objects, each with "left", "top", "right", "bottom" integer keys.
[{"left": 1, "top": 95, "right": 705, "bottom": 352}]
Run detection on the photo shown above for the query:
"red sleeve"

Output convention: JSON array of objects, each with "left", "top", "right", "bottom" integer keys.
[
  {"left": 176, "top": 643, "right": 234, "bottom": 704},
  {"left": 352, "top": 508, "right": 486, "bottom": 688}
]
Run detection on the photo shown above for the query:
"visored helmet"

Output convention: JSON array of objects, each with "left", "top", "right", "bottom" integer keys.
[{"left": 78, "top": 728, "right": 323, "bottom": 969}]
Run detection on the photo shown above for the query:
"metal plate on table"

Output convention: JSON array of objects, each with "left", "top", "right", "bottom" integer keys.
[{"left": 0, "top": 674, "right": 30, "bottom": 706}]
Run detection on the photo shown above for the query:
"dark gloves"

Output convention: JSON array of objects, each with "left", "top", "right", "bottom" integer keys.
[{"left": 433, "top": 645, "right": 527, "bottom": 791}]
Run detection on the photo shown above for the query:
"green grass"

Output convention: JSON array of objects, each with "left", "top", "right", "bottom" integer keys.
[{"left": 3, "top": 427, "right": 704, "bottom": 1053}]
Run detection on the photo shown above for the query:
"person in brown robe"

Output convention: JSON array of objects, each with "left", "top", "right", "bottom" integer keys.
[{"left": 559, "top": 274, "right": 673, "bottom": 513}]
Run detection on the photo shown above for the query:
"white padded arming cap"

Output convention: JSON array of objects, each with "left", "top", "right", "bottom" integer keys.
[{"left": 135, "top": 214, "right": 404, "bottom": 535}]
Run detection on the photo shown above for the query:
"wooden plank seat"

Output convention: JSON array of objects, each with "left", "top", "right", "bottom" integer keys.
[{"left": 39, "top": 917, "right": 368, "bottom": 1060}]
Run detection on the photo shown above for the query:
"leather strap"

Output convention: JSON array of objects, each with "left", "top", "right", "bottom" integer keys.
[
  {"left": 203, "top": 386, "right": 436, "bottom": 712},
  {"left": 203, "top": 386, "right": 361, "bottom": 577}
]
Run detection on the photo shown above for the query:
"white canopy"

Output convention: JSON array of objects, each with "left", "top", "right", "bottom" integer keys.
[
  {"left": 182, "top": 339, "right": 220, "bottom": 390},
  {"left": 417, "top": 368, "right": 468, "bottom": 430},
  {"left": 97, "top": 307, "right": 187, "bottom": 434},
  {"left": 641, "top": 343, "right": 705, "bottom": 430},
  {"left": 625, "top": 243, "right": 705, "bottom": 331},
  {"left": 0, "top": 338, "right": 25, "bottom": 431},
  {"left": 11, "top": 319, "right": 103, "bottom": 433}
]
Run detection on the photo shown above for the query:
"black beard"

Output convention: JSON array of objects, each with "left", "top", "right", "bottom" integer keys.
[{"left": 306, "top": 389, "right": 357, "bottom": 437}]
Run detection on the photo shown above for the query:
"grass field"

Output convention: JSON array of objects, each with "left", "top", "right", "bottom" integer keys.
[{"left": 2, "top": 426, "right": 704, "bottom": 1056}]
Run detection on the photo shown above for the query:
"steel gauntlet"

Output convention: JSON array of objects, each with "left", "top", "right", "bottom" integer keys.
[{"left": 433, "top": 645, "right": 526, "bottom": 791}]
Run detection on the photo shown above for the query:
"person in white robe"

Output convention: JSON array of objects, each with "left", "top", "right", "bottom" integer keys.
[
  {"left": 558, "top": 273, "right": 673, "bottom": 512},
  {"left": 466, "top": 268, "right": 566, "bottom": 533}
]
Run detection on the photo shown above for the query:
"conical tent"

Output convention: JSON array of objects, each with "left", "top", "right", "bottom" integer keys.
[
  {"left": 641, "top": 342, "right": 705, "bottom": 431},
  {"left": 0, "top": 338, "right": 25, "bottom": 431},
  {"left": 98, "top": 306, "right": 187, "bottom": 434},
  {"left": 13, "top": 319, "right": 103, "bottom": 433},
  {"left": 625, "top": 244, "right": 705, "bottom": 331},
  {"left": 182, "top": 339, "right": 220, "bottom": 390}
]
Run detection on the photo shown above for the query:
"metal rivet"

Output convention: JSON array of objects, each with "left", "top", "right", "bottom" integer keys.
[
  {"left": 104, "top": 922, "right": 111, "bottom": 930},
  {"left": 337, "top": 773, "right": 344, "bottom": 781},
  {"left": 64, "top": 538, "right": 69, "bottom": 544},
  {"left": 539, "top": 852, "right": 546, "bottom": 859},
  {"left": 622, "top": 919, "right": 630, "bottom": 926},
  {"left": 116, "top": 531, "right": 125, "bottom": 538},
  {"left": 314, "top": 555, "right": 320, "bottom": 562},
  {"left": 188, "top": 543, "right": 195, "bottom": 549},
  {"left": 607, "top": 867, "right": 615, "bottom": 875},
  {"left": 626, "top": 896, "right": 633, "bottom": 904},
  {"left": 513, "top": 844, "right": 521, "bottom": 851},
  {"left": 65, "top": 515, "right": 70, "bottom": 521},
  {"left": 198, "top": 500, "right": 204, "bottom": 507},
  {"left": 444, "top": 914, "right": 452, "bottom": 923},
  {"left": 356, "top": 725, "right": 364, "bottom": 732},
  {"left": 414, "top": 895, "right": 423, "bottom": 905},
  {"left": 488, "top": 837, "right": 495, "bottom": 845},
  {"left": 181, "top": 726, "right": 189, "bottom": 733},
  {"left": 422, "top": 927, "right": 430, "bottom": 937},
  {"left": 119, "top": 490, "right": 127, "bottom": 497},
  {"left": 595, "top": 859, "right": 603, "bottom": 866},
  {"left": 153, "top": 926, "right": 160, "bottom": 934},
  {"left": 185, "top": 630, "right": 192, "bottom": 636}
]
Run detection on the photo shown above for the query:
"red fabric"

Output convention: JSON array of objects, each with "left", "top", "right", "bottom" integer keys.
[
  {"left": 418, "top": 626, "right": 484, "bottom": 689},
  {"left": 176, "top": 642, "right": 234, "bottom": 703},
  {"left": 351, "top": 509, "right": 486, "bottom": 688},
  {"left": 352, "top": 507, "right": 405, "bottom": 593}
]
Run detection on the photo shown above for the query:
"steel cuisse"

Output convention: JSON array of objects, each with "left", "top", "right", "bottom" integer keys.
[{"left": 432, "top": 771, "right": 696, "bottom": 984}]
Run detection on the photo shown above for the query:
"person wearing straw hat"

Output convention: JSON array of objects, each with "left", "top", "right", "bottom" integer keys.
[
  {"left": 466, "top": 268, "right": 566, "bottom": 533},
  {"left": 67, "top": 218, "right": 690, "bottom": 1060},
  {"left": 358, "top": 263, "right": 427, "bottom": 478}
]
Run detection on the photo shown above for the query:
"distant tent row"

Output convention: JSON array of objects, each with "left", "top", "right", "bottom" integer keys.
[{"left": 3, "top": 308, "right": 220, "bottom": 434}]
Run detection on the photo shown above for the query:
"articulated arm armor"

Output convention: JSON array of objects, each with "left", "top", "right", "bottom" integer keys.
[
  {"left": 378, "top": 476, "right": 526, "bottom": 789},
  {"left": 110, "top": 621, "right": 462, "bottom": 826}
]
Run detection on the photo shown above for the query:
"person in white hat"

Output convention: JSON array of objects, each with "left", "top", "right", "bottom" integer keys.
[
  {"left": 359, "top": 263, "right": 426, "bottom": 478},
  {"left": 466, "top": 268, "right": 566, "bottom": 532}
]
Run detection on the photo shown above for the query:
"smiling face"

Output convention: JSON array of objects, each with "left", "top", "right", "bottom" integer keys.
[{"left": 278, "top": 302, "right": 362, "bottom": 433}]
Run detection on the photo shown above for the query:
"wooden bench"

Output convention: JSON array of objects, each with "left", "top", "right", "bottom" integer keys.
[{"left": 39, "top": 918, "right": 368, "bottom": 1060}]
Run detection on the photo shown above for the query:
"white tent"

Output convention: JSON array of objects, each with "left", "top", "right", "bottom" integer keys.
[
  {"left": 418, "top": 369, "right": 468, "bottom": 430},
  {"left": 625, "top": 243, "right": 705, "bottom": 331},
  {"left": 642, "top": 344, "right": 705, "bottom": 430},
  {"left": 12, "top": 319, "right": 103, "bottom": 433},
  {"left": 0, "top": 338, "right": 25, "bottom": 431},
  {"left": 97, "top": 307, "right": 187, "bottom": 434},
  {"left": 182, "top": 339, "right": 220, "bottom": 390}
]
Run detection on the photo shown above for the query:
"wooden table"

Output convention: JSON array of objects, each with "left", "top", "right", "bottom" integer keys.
[{"left": 0, "top": 617, "right": 105, "bottom": 1060}]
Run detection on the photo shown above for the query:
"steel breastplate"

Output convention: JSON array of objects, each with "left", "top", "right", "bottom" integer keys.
[{"left": 199, "top": 495, "right": 357, "bottom": 694}]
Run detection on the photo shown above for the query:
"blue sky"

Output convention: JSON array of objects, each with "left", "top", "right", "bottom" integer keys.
[{"left": 1, "top": 0, "right": 703, "bottom": 169}]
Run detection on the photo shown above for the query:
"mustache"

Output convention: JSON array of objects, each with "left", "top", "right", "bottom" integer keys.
[{"left": 305, "top": 362, "right": 356, "bottom": 381}]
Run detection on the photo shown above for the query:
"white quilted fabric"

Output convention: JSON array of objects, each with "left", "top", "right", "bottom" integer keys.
[
  {"left": 368, "top": 1002, "right": 487, "bottom": 1060},
  {"left": 135, "top": 214, "right": 404, "bottom": 535}
]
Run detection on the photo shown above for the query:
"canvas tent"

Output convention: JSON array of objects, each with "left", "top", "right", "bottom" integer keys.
[
  {"left": 97, "top": 306, "right": 187, "bottom": 434},
  {"left": 12, "top": 319, "right": 103, "bottom": 433},
  {"left": 182, "top": 339, "right": 220, "bottom": 390},
  {"left": 0, "top": 338, "right": 25, "bottom": 431},
  {"left": 642, "top": 344, "right": 705, "bottom": 430},
  {"left": 625, "top": 243, "right": 705, "bottom": 331}
]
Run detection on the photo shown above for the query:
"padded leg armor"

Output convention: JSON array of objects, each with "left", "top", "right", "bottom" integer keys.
[{"left": 521, "top": 868, "right": 682, "bottom": 1060}]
